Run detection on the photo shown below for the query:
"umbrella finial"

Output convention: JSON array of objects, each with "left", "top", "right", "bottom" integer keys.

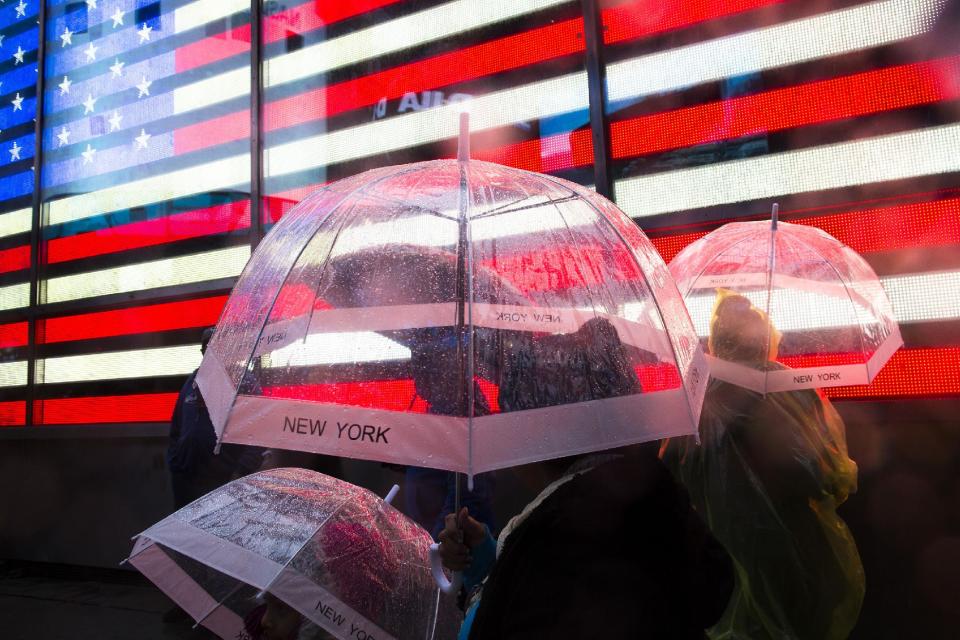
[
  {"left": 458, "top": 111, "right": 470, "bottom": 162},
  {"left": 771, "top": 202, "right": 779, "bottom": 230}
]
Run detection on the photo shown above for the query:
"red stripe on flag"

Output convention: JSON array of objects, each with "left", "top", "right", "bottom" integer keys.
[
  {"left": 650, "top": 196, "right": 960, "bottom": 263},
  {"left": 0, "top": 400, "right": 25, "bottom": 426},
  {"left": 175, "top": 110, "right": 251, "bottom": 155},
  {"left": 39, "top": 296, "right": 228, "bottom": 344},
  {"left": 823, "top": 347, "right": 960, "bottom": 399},
  {"left": 636, "top": 363, "right": 682, "bottom": 392},
  {"left": 263, "top": 0, "right": 405, "bottom": 44},
  {"left": 602, "top": 0, "right": 787, "bottom": 45},
  {"left": 264, "top": 186, "right": 325, "bottom": 224},
  {"left": 36, "top": 393, "right": 180, "bottom": 425},
  {"left": 46, "top": 201, "right": 251, "bottom": 264},
  {"left": 262, "top": 379, "right": 428, "bottom": 412},
  {"left": 263, "top": 18, "right": 585, "bottom": 131},
  {"left": 0, "top": 321, "right": 28, "bottom": 348},
  {"left": 475, "top": 128, "right": 594, "bottom": 173},
  {"left": 0, "top": 244, "right": 30, "bottom": 274},
  {"left": 480, "top": 242, "right": 642, "bottom": 293},
  {"left": 176, "top": 24, "right": 251, "bottom": 73},
  {"left": 175, "top": 0, "right": 402, "bottom": 73},
  {"left": 611, "top": 56, "right": 960, "bottom": 160},
  {"left": 262, "top": 377, "right": 503, "bottom": 413}
]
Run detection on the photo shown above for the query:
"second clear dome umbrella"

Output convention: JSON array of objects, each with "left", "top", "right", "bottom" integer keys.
[
  {"left": 198, "top": 126, "right": 707, "bottom": 482},
  {"left": 669, "top": 205, "right": 902, "bottom": 394}
]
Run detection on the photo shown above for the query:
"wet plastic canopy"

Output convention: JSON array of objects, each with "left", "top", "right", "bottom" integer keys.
[
  {"left": 668, "top": 208, "right": 901, "bottom": 393},
  {"left": 198, "top": 157, "right": 707, "bottom": 478},
  {"left": 128, "top": 468, "right": 460, "bottom": 640}
]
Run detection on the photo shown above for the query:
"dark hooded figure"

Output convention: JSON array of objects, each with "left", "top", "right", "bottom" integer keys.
[
  {"left": 439, "top": 317, "right": 734, "bottom": 639},
  {"left": 167, "top": 327, "right": 263, "bottom": 509},
  {"left": 662, "top": 290, "right": 864, "bottom": 640}
]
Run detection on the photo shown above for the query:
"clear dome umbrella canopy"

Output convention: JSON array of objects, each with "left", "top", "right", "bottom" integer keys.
[
  {"left": 669, "top": 206, "right": 902, "bottom": 394},
  {"left": 127, "top": 468, "right": 460, "bottom": 640},
  {"left": 198, "top": 150, "right": 707, "bottom": 479}
]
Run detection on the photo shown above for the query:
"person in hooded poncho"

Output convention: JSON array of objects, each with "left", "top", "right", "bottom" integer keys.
[{"left": 663, "top": 289, "right": 864, "bottom": 640}]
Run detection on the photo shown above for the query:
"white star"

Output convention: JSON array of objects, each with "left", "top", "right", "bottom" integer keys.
[
  {"left": 58, "top": 75, "right": 71, "bottom": 94},
  {"left": 85, "top": 0, "right": 96, "bottom": 9},
  {"left": 136, "top": 76, "right": 151, "bottom": 98},
  {"left": 11, "top": 92, "right": 23, "bottom": 111},
  {"left": 9, "top": 140, "right": 21, "bottom": 161},
  {"left": 60, "top": 26, "right": 73, "bottom": 47},
  {"left": 13, "top": 45, "right": 24, "bottom": 64},
  {"left": 108, "top": 110, "right": 122, "bottom": 131},
  {"left": 134, "top": 128, "right": 151, "bottom": 150},
  {"left": 82, "top": 93, "right": 96, "bottom": 114},
  {"left": 83, "top": 41, "right": 97, "bottom": 61},
  {"left": 56, "top": 126, "right": 71, "bottom": 147},
  {"left": 81, "top": 143, "right": 96, "bottom": 164},
  {"left": 137, "top": 23, "right": 152, "bottom": 43},
  {"left": 109, "top": 58, "right": 124, "bottom": 78},
  {"left": 110, "top": 7, "right": 123, "bottom": 27},
  {"left": 15, "top": 0, "right": 26, "bottom": 18}
]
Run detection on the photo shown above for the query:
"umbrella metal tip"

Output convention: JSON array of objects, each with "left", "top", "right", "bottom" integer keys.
[{"left": 771, "top": 202, "right": 779, "bottom": 229}]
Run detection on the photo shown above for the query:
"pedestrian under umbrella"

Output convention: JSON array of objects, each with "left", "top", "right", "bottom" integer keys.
[{"left": 662, "top": 289, "right": 864, "bottom": 640}]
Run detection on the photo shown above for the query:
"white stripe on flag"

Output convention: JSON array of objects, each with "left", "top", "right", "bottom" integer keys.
[
  {"left": 45, "top": 155, "right": 249, "bottom": 226},
  {"left": 684, "top": 269, "right": 960, "bottom": 335},
  {"left": 174, "top": 0, "right": 249, "bottom": 34},
  {"left": 263, "top": 0, "right": 570, "bottom": 89},
  {"left": 0, "top": 282, "right": 30, "bottom": 311},
  {"left": 173, "top": 69, "right": 249, "bottom": 115},
  {"left": 38, "top": 345, "right": 202, "bottom": 384},
  {"left": 51, "top": 71, "right": 587, "bottom": 218},
  {"left": 0, "top": 208, "right": 31, "bottom": 239},
  {"left": 616, "top": 123, "right": 960, "bottom": 218},
  {"left": 0, "top": 360, "right": 27, "bottom": 388},
  {"left": 264, "top": 71, "right": 589, "bottom": 177},
  {"left": 43, "top": 245, "right": 250, "bottom": 303},
  {"left": 607, "top": 0, "right": 945, "bottom": 103}
]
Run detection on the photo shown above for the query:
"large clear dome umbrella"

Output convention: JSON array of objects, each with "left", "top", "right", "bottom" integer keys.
[
  {"left": 198, "top": 123, "right": 707, "bottom": 482},
  {"left": 669, "top": 205, "right": 902, "bottom": 394}
]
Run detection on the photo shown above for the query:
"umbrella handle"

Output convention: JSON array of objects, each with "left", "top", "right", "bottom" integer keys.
[{"left": 428, "top": 543, "right": 463, "bottom": 595}]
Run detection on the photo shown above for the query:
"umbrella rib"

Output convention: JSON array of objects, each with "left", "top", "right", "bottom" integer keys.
[
  {"left": 472, "top": 194, "right": 580, "bottom": 219},
  {"left": 536, "top": 171, "right": 702, "bottom": 434},
  {"left": 255, "top": 497, "right": 353, "bottom": 598},
  {"left": 798, "top": 237, "right": 870, "bottom": 371}
]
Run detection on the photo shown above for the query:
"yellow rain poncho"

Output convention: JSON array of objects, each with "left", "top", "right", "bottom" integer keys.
[{"left": 663, "top": 290, "right": 864, "bottom": 640}]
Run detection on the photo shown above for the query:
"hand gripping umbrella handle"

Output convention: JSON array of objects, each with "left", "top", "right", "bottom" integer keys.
[{"left": 429, "top": 543, "right": 463, "bottom": 595}]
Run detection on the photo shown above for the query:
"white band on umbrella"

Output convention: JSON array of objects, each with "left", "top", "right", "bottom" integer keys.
[
  {"left": 221, "top": 387, "right": 697, "bottom": 475},
  {"left": 254, "top": 302, "right": 676, "bottom": 361},
  {"left": 197, "top": 349, "right": 241, "bottom": 437},
  {"left": 141, "top": 516, "right": 282, "bottom": 591},
  {"left": 129, "top": 540, "right": 249, "bottom": 640},
  {"left": 705, "top": 328, "right": 903, "bottom": 393},
  {"left": 271, "top": 565, "right": 396, "bottom": 640},
  {"left": 472, "top": 386, "right": 696, "bottom": 474},
  {"left": 223, "top": 395, "right": 470, "bottom": 472}
]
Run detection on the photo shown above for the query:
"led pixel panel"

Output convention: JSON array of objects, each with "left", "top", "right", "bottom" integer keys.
[{"left": 259, "top": 0, "right": 593, "bottom": 223}]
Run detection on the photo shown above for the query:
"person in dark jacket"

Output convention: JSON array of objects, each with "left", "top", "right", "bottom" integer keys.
[
  {"left": 460, "top": 447, "right": 733, "bottom": 639},
  {"left": 167, "top": 327, "right": 263, "bottom": 509},
  {"left": 439, "top": 318, "right": 734, "bottom": 638}
]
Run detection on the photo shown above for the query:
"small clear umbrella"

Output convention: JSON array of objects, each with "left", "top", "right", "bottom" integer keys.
[
  {"left": 126, "top": 468, "right": 460, "bottom": 640},
  {"left": 197, "top": 116, "right": 707, "bottom": 483},
  {"left": 669, "top": 204, "right": 902, "bottom": 394}
]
